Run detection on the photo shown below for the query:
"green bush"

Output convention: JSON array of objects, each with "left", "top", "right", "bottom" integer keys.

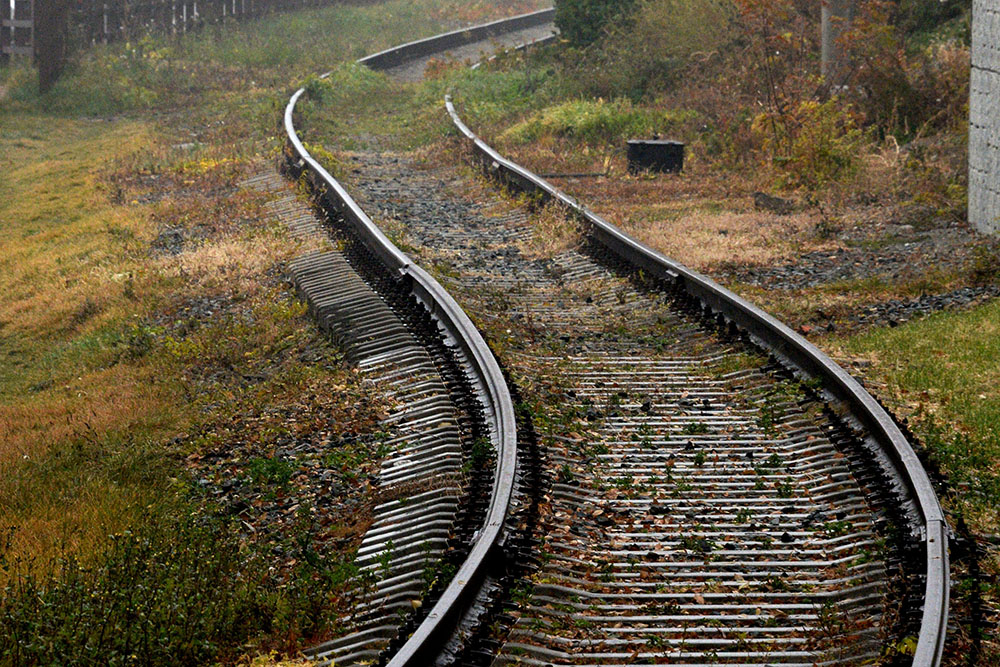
[
  {"left": 555, "top": 0, "right": 637, "bottom": 46},
  {"left": 500, "top": 98, "right": 697, "bottom": 145},
  {"left": 751, "top": 98, "right": 868, "bottom": 188}
]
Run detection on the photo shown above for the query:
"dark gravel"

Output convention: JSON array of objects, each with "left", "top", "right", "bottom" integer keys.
[
  {"left": 717, "top": 225, "right": 985, "bottom": 291},
  {"left": 711, "top": 218, "right": 1000, "bottom": 333}
]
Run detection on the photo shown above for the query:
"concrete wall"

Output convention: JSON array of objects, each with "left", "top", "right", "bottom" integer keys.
[{"left": 970, "top": 0, "right": 1000, "bottom": 234}]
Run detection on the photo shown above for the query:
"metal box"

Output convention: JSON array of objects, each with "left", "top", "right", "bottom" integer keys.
[{"left": 626, "top": 140, "right": 684, "bottom": 174}]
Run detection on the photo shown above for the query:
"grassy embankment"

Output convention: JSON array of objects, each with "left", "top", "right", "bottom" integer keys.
[
  {"left": 0, "top": 0, "right": 545, "bottom": 662},
  {"left": 298, "top": 0, "right": 998, "bottom": 661}
]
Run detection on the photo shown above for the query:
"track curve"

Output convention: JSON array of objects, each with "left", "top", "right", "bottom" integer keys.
[
  {"left": 281, "top": 9, "right": 949, "bottom": 667},
  {"left": 444, "top": 82, "right": 949, "bottom": 667}
]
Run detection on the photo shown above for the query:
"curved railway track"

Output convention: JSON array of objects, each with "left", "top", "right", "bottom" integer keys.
[{"left": 280, "top": 9, "right": 949, "bottom": 667}]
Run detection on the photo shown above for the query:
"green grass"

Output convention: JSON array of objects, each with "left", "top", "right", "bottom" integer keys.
[
  {"left": 501, "top": 98, "right": 697, "bottom": 146},
  {"left": 838, "top": 300, "right": 1000, "bottom": 529}
]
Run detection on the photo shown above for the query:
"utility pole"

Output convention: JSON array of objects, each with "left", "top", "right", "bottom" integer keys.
[{"left": 821, "top": 0, "right": 854, "bottom": 81}]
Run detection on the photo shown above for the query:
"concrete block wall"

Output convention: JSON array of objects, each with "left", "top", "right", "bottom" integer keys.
[{"left": 970, "top": 0, "right": 1000, "bottom": 234}]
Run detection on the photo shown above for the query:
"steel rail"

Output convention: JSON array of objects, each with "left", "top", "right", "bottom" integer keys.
[
  {"left": 281, "top": 13, "right": 557, "bottom": 663},
  {"left": 444, "top": 90, "right": 949, "bottom": 667},
  {"left": 357, "top": 8, "right": 554, "bottom": 71}
]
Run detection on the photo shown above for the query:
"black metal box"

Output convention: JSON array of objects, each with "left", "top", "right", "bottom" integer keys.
[{"left": 626, "top": 140, "right": 685, "bottom": 174}]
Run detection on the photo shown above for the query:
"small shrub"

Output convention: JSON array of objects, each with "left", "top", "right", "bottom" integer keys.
[
  {"left": 555, "top": 0, "right": 638, "bottom": 47},
  {"left": 968, "top": 246, "right": 1000, "bottom": 287},
  {"left": 248, "top": 456, "right": 296, "bottom": 488},
  {"left": 752, "top": 98, "right": 868, "bottom": 188}
]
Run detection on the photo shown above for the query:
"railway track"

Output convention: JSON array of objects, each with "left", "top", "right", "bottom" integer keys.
[{"left": 281, "top": 9, "right": 949, "bottom": 666}]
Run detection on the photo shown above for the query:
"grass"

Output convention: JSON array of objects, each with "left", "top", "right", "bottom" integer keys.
[
  {"left": 500, "top": 98, "right": 689, "bottom": 145},
  {"left": 0, "top": 0, "right": 548, "bottom": 662},
  {"left": 833, "top": 302, "right": 1000, "bottom": 529}
]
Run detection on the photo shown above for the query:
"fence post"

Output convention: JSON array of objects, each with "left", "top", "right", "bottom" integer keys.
[
  {"left": 2, "top": 0, "right": 10, "bottom": 64},
  {"left": 35, "top": 0, "right": 69, "bottom": 92}
]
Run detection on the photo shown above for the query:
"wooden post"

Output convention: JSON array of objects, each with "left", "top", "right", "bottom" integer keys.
[{"left": 35, "top": 0, "right": 69, "bottom": 93}]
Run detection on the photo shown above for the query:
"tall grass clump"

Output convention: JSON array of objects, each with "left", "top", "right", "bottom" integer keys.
[{"left": 0, "top": 508, "right": 348, "bottom": 665}]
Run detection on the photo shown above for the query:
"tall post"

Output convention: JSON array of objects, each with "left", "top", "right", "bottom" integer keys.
[
  {"left": 35, "top": 0, "right": 69, "bottom": 92},
  {"left": 1, "top": 0, "right": 11, "bottom": 64},
  {"left": 969, "top": 0, "right": 999, "bottom": 234},
  {"left": 821, "top": 0, "right": 853, "bottom": 81}
]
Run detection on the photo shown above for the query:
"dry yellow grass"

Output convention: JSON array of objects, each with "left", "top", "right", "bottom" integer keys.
[
  {"left": 155, "top": 232, "right": 317, "bottom": 292},
  {"left": 0, "top": 116, "right": 155, "bottom": 345},
  {"left": 0, "top": 112, "right": 319, "bottom": 574},
  {"left": 492, "top": 143, "right": 837, "bottom": 273},
  {"left": 0, "top": 115, "right": 180, "bottom": 566},
  {"left": 620, "top": 206, "right": 825, "bottom": 272},
  {"left": 517, "top": 202, "right": 582, "bottom": 260},
  {"left": 0, "top": 364, "right": 177, "bottom": 467}
]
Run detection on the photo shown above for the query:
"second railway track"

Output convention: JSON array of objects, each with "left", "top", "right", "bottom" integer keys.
[
  {"left": 281, "top": 9, "right": 949, "bottom": 666},
  {"left": 335, "top": 145, "right": 924, "bottom": 667}
]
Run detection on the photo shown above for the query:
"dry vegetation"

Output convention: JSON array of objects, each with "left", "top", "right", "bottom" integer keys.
[{"left": 0, "top": 0, "right": 549, "bottom": 662}]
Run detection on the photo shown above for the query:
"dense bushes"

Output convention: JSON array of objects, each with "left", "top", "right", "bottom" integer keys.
[
  {"left": 554, "top": 0, "right": 637, "bottom": 46},
  {"left": 512, "top": 0, "right": 970, "bottom": 206},
  {"left": 566, "top": 0, "right": 735, "bottom": 100},
  {"left": 841, "top": 0, "right": 970, "bottom": 140}
]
